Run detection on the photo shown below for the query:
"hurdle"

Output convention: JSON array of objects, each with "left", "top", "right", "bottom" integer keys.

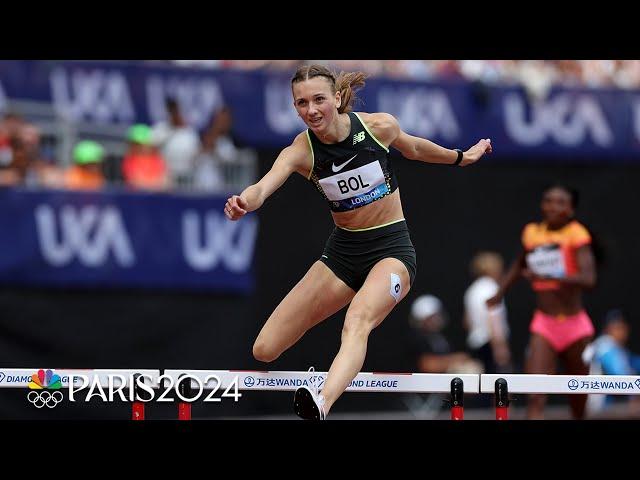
[
  {"left": 10, "top": 368, "right": 639, "bottom": 420},
  {"left": 0, "top": 368, "right": 161, "bottom": 420},
  {"left": 481, "top": 374, "right": 640, "bottom": 420},
  {"left": 163, "top": 369, "right": 480, "bottom": 420}
]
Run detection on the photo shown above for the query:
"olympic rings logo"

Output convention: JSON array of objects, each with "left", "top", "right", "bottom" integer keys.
[{"left": 27, "top": 390, "right": 63, "bottom": 409}]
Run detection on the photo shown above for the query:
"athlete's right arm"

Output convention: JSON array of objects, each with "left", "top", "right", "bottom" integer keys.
[
  {"left": 224, "top": 133, "right": 312, "bottom": 221},
  {"left": 486, "top": 250, "right": 526, "bottom": 307}
]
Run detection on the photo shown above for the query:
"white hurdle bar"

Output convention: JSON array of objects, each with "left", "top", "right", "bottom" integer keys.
[
  {"left": 164, "top": 369, "right": 479, "bottom": 393},
  {"left": 481, "top": 374, "right": 640, "bottom": 420},
  {"left": 164, "top": 369, "right": 479, "bottom": 420},
  {"left": 481, "top": 374, "right": 640, "bottom": 395},
  {"left": 16, "top": 370, "right": 637, "bottom": 420}
]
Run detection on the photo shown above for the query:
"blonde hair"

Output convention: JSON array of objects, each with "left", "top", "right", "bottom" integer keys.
[
  {"left": 291, "top": 64, "right": 367, "bottom": 114},
  {"left": 470, "top": 251, "right": 504, "bottom": 279}
]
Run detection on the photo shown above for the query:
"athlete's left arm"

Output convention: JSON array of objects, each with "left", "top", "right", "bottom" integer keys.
[
  {"left": 554, "top": 244, "right": 597, "bottom": 289},
  {"left": 369, "top": 112, "right": 492, "bottom": 166}
]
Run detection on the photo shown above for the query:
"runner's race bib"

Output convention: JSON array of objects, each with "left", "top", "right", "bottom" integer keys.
[{"left": 526, "top": 244, "right": 566, "bottom": 278}]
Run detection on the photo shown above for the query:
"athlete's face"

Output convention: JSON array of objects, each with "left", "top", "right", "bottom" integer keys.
[
  {"left": 541, "top": 187, "right": 574, "bottom": 226},
  {"left": 292, "top": 77, "right": 341, "bottom": 133}
]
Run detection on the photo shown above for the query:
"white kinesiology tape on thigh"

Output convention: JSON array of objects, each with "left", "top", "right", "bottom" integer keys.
[{"left": 389, "top": 273, "right": 402, "bottom": 303}]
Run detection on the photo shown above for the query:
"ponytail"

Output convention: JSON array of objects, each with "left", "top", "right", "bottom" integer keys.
[{"left": 334, "top": 71, "right": 367, "bottom": 113}]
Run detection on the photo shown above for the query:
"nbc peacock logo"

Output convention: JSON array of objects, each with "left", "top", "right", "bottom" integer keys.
[{"left": 27, "top": 369, "right": 63, "bottom": 408}]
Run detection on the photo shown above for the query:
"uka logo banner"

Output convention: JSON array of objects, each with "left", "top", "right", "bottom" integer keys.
[
  {"left": 502, "top": 92, "right": 614, "bottom": 147},
  {"left": 0, "top": 191, "right": 257, "bottom": 292},
  {"left": 35, "top": 204, "right": 135, "bottom": 268},
  {"left": 1, "top": 60, "right": 639, "bottom": 157},
  {"left": 182, "top": 209, "right": 258, "bottom": 272}
]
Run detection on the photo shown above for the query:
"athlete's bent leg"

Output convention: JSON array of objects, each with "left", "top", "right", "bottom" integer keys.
[{"left": 253, "top": 261, "right": 355, "bottom": 363}]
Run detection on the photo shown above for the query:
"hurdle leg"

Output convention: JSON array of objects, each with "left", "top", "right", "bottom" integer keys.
[
  {"left": 495, "top": 378, "right": 509, "bottom": 420},
  {"left": 450, "top": 377, "right": 464, "bottom": 420},
  {"left": 132, "top": 401, "right": 145, "bottom": 420},
  {"left": 177, "top": 375, "right": 192, "bottom": 421},
  {"left": 132, "top": 373, "right": 145, "bottom": 420}
]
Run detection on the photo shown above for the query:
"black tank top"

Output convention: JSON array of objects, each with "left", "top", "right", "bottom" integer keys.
[{"left": 306, "top": 112, "right": 398, "bottom": 212}]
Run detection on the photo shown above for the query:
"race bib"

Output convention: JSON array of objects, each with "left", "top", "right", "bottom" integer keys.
[
  {"left": 526, "top": 244, "right": 566, "bottom": 278},
  {"left": 319, "top": 162, "right": 385, "bottom": 201}
]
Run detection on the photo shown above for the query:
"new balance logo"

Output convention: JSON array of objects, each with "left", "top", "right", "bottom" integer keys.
[{"left": 353, "top": 131, "right": 365, "bottom": 144}]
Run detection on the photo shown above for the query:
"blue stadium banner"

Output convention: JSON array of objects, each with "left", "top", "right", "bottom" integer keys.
[
  {"left": 0, "top": 188, "right": 258, "bottom": 292},
  {"left": 1, "top": 60, "right": 639, "bottom": 159}
]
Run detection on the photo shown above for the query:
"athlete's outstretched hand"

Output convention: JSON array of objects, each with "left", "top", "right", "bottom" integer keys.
[
  {"left": 224, "top": 194, "right": 248, "bottom": 221},
  {"left": 460, "top": 138, "right": 492, "bottom": 167}
]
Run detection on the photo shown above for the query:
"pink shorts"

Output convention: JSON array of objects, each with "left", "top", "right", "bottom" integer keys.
[{"left": 529, "top": 310, "right": 595, "bottom": 353}]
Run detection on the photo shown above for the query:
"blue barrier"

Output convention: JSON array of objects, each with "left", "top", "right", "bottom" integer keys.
[
  {"left": 0, "top": 188, "right": 258, "bottom": 292},
  {"left": 1, "top": 60, "right": 639, "bottom": 160}
]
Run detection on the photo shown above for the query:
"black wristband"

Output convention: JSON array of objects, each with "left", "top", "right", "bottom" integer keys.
[{"left": 453, "top": 148, "right": 463, "bottom": 166}]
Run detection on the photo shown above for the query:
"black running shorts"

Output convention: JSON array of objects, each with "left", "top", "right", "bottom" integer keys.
[{"left": 319, "top": 220, "right": 417, "bottom": 292}]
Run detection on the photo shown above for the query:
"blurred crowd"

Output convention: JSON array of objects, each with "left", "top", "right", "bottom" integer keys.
[
  {"left": 4, "top": 60, "right": 638, "bottom": 192},
  {"left": 165, "top": 60, "right": 640, "bottom": 96},
  {"left": 0, "top": 98, "right": 255, "bottom": 193}
]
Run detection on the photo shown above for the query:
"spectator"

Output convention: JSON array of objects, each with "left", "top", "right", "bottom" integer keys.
[
  {"left": 19, "top": 123, "right": 64, "bottom": 188},
  {"left": 0, "top": 135, "right": 27, "bottom": 186},
  {"left": 64, "top": 140, "right": 106, "bottom": 190},
  {"left": 0, "top": 112, "right": 31, "bottom": 186},
  {"left": 464, "top": 251, "right": 512, "bottom": 374},
  {"left": 151, "top": 97, "right": 200, "bottom": 188},
  {"left": 409, "top": 294, "right": 483, "bottom": 374},
  {"left": 193, "top": 107, "right": 235, "bottom": 193},
  {"left": 583, "top": 310, "right": 640, "bottom": 416},
  {"left": 0, "top": 120, "right": 11, "bottom": 162},
  {"left": 204, "top": 60, "right": 640, "bottom": 90},
  {"left": 405, "top": 294, "right": 482, "bottom": 418},
  {"left": 122, "top": 124, "right": 168, "bottom": 191},
  {"left": 515, "top": 60, "right": 556, "bottom": 102},
  {"left": 0, "top": 112, "right": 62, "bottom": 188}
]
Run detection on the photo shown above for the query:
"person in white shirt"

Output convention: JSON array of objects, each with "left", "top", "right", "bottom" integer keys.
[
  {"left": 151, "top": 97, "right": 201, "bottom": 188},
  {"left": 463, "top": 251, "right": 511, "bottom": 374}
]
